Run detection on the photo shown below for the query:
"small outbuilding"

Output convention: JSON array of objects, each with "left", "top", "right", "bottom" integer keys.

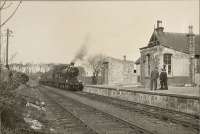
[{"left": 101, "top": 56, "right": 137, "bottom": 85}]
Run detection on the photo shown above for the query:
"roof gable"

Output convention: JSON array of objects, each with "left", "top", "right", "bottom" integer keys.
[
  {"left": 135, "top": 57, "right": 140, "bottom": 65},
  {"left": 148, "top": 31, "right": 159, "bottom": 47}
]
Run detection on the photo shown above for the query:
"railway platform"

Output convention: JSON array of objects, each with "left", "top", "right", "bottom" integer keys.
[
  {"left": 84, "top": 85, "right": 200, "bottom": 117},
  {"left": 89, "top": 84, "right": 200, "bottom": 97}
]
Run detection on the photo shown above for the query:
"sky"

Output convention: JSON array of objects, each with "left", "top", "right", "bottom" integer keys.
[{"left": 1, "top": 0, "right": 199, "bottom": 64}]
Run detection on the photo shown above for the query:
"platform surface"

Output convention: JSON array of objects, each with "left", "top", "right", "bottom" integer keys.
[{"left": 92, "top": 84, "right": 200, "bottom": 97}]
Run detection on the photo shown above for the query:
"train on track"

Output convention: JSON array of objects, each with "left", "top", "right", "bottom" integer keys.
[{"left": 39, "top": 62, "right": 84, "bottom": 91}]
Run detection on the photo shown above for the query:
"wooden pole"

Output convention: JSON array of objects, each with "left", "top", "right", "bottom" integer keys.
[
  {"left": 0, "top": 0, "right": 2, "bottom": 132},
  {"left": 0, "top": 0, "right": 2, "bottom": 83},
  {"left": 6, "top": 28, "right": 9, "bottom": 70}
]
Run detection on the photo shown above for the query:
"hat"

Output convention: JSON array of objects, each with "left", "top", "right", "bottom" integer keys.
[{"left": 162, "top": 68, "right": 166, "bottom": 71}]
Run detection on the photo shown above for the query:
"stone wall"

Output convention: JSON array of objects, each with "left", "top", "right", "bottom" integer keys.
[
  {"left": 103, "top": 57, "right": 137, "bottom": 85},
  {"left": 84, "top": 85, "right": 200, "bottom": 116},
  {"left": 107, "top": 58, "right": 124, "bottom": 84}
]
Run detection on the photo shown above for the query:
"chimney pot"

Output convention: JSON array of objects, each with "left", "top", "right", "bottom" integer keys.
[
  {"left": 188, "top": 25, "right": 193, "bottom": 34},
  {"left": 157, "top": 20, "right": 162, "bottom": 28},
  {"left": 123, "top": 55, "right": 126, "bottom": 61},
  {"left": 156, "top": 20, "right": 164, "bottom": 33}
]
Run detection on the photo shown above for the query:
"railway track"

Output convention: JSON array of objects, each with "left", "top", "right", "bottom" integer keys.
[
  {"left": 39, "top": 87, "right": 153, "bottom": 134},
  {"left": 75, "top": 91, "right": 200, "bottom": 131},
  {"left": 40, "top": 89, "right": 97, "bottom": 134}
]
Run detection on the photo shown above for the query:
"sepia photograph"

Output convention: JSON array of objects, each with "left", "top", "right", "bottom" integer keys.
[{"left": 0, "top": 0, "right": 199, "bottom": 133}]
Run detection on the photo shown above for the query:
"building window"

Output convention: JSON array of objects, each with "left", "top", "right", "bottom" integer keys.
[
  {"left": 147, "top": 54, "right": 150, "bottom": 76},
  {"left": 145, "top": 54, "right": 150, "bottom": 76},
  {"left": 134, "top": 69, "right": 136, "bottom": 73},
  {"left": 196, "top": 57, "right": 200, "bottom": 73},
  {"left": 163, "top": 54, "right": 172, "bottom": 75}
]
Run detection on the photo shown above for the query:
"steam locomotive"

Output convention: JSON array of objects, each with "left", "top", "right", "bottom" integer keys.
[{"left": 39, "top": 63, "right": 84, "bottom": 91}]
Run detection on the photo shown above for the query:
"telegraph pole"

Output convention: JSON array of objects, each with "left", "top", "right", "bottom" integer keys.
[
  {"left": 0, "top": 1, "right": 2, "bottom": 133},
  {"left": 6, "top": 29, "right": 9, "bottom": 68},
  {"left": 6, "top": 28, "right": 12, "bottom": 70},
  {"left": 0, "top": 0, "right": 2, "bottom": 82}
]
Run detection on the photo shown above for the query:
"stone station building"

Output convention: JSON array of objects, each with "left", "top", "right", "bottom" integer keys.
[{"left": 139, "top": 21, "right": 200, "bottom": 87}]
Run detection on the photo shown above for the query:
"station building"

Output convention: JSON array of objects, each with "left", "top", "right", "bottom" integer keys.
[{"left": 139, "top": 21, "right": 200, "bottom": 87}]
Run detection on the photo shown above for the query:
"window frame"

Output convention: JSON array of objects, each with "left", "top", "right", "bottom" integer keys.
[
  {"left": 145, "top": 54, "right": 151, "bottom": 77},
  {"left": 195, "top": 56, "right": 200, "bottom": 73},
  {"left": 163, "top": 53, "right": 173, "bottom": 76}
]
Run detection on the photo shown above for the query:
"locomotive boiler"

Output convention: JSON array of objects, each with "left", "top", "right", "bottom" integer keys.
[{"left": 40, "top": 62, "right": 83, "bottom": 91}]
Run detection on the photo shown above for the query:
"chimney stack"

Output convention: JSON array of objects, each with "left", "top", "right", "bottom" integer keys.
[
  {"left": 157, "top": 20, "right": 162, "bottom": 28},
  {"left": 187, "top": 25, "right": 195, "bottom": 85},
  {"left": 187, "top": 25, "right": 195, "bottom": 56},
  {"left": 123, "top": 55, "right": 126, "bottom": 61},
  {"left": 188, "top": 25, "right": 193, "bottom": 34},
  {"left": 155, "top": 20, "right": 164, "bottom": 33}
]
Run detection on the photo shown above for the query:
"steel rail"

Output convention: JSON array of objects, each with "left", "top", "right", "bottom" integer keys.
[
  {"left": 42, "top": 87, "right": 154, "bottom": 134},
  {"left": 76, "top": 91, "right": 200, "bottom": 131},
  {"left": 39, "top": 87, "right": 98, "bottom": 134}
]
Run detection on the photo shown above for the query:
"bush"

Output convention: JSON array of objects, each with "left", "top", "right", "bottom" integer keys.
[
  {"left": 13, "top": 72, "right": 29, "bottom": 85},
  {"left": 0, "top": 71, "right": 29, "bottom": 132},
  {"left": 1, "top": 106, "right": 26, "bottom": 129}
]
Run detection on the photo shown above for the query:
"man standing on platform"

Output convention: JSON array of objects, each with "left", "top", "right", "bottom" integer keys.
[
  {"left": 150, "top": 67, "right": 159, "bottom": 91},
  {"left": 160, "top": 68, "right": 168, "bottom": 90}
]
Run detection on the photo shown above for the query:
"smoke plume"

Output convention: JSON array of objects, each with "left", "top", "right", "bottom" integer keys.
[{"left": 72, "top": 35, "right": 89, "bottom": 62}]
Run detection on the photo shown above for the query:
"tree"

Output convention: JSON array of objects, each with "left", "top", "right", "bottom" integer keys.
[
  {"left": 86, "top": 54, "right": 106, "bottom": 84},
  {"left": 24, "top": 63, "right": 32, "bottom": 74},
  {"left": 0, "top": 0, "right": 22, "bottom": 27}
]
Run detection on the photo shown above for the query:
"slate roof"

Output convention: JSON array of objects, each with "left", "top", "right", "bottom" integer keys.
[
  {"left": 104, "top": 56, "right": 134, "bottom": 64},
  {"left": 140, "top": 31, "right": 200, "bottom": 55},
  {"left": 135, "top": 57, "right": 141, "bottom": 65}
]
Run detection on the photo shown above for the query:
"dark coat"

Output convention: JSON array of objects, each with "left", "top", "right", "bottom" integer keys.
[
  {"left": 160, "top": 71, "right": 167, "bottom": 81},
  {"left": 151, "top": 70, "right": 159, "bottom": 80}
]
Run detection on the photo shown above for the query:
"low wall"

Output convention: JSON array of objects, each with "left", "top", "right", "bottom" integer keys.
[{"left": 84, "top": 85, "right": 200, "bottom": 116}]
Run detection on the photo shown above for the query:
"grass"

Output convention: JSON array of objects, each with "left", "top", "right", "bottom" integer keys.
[{"left": 1, "top": 71, "right": 57, "bottom": 134}]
